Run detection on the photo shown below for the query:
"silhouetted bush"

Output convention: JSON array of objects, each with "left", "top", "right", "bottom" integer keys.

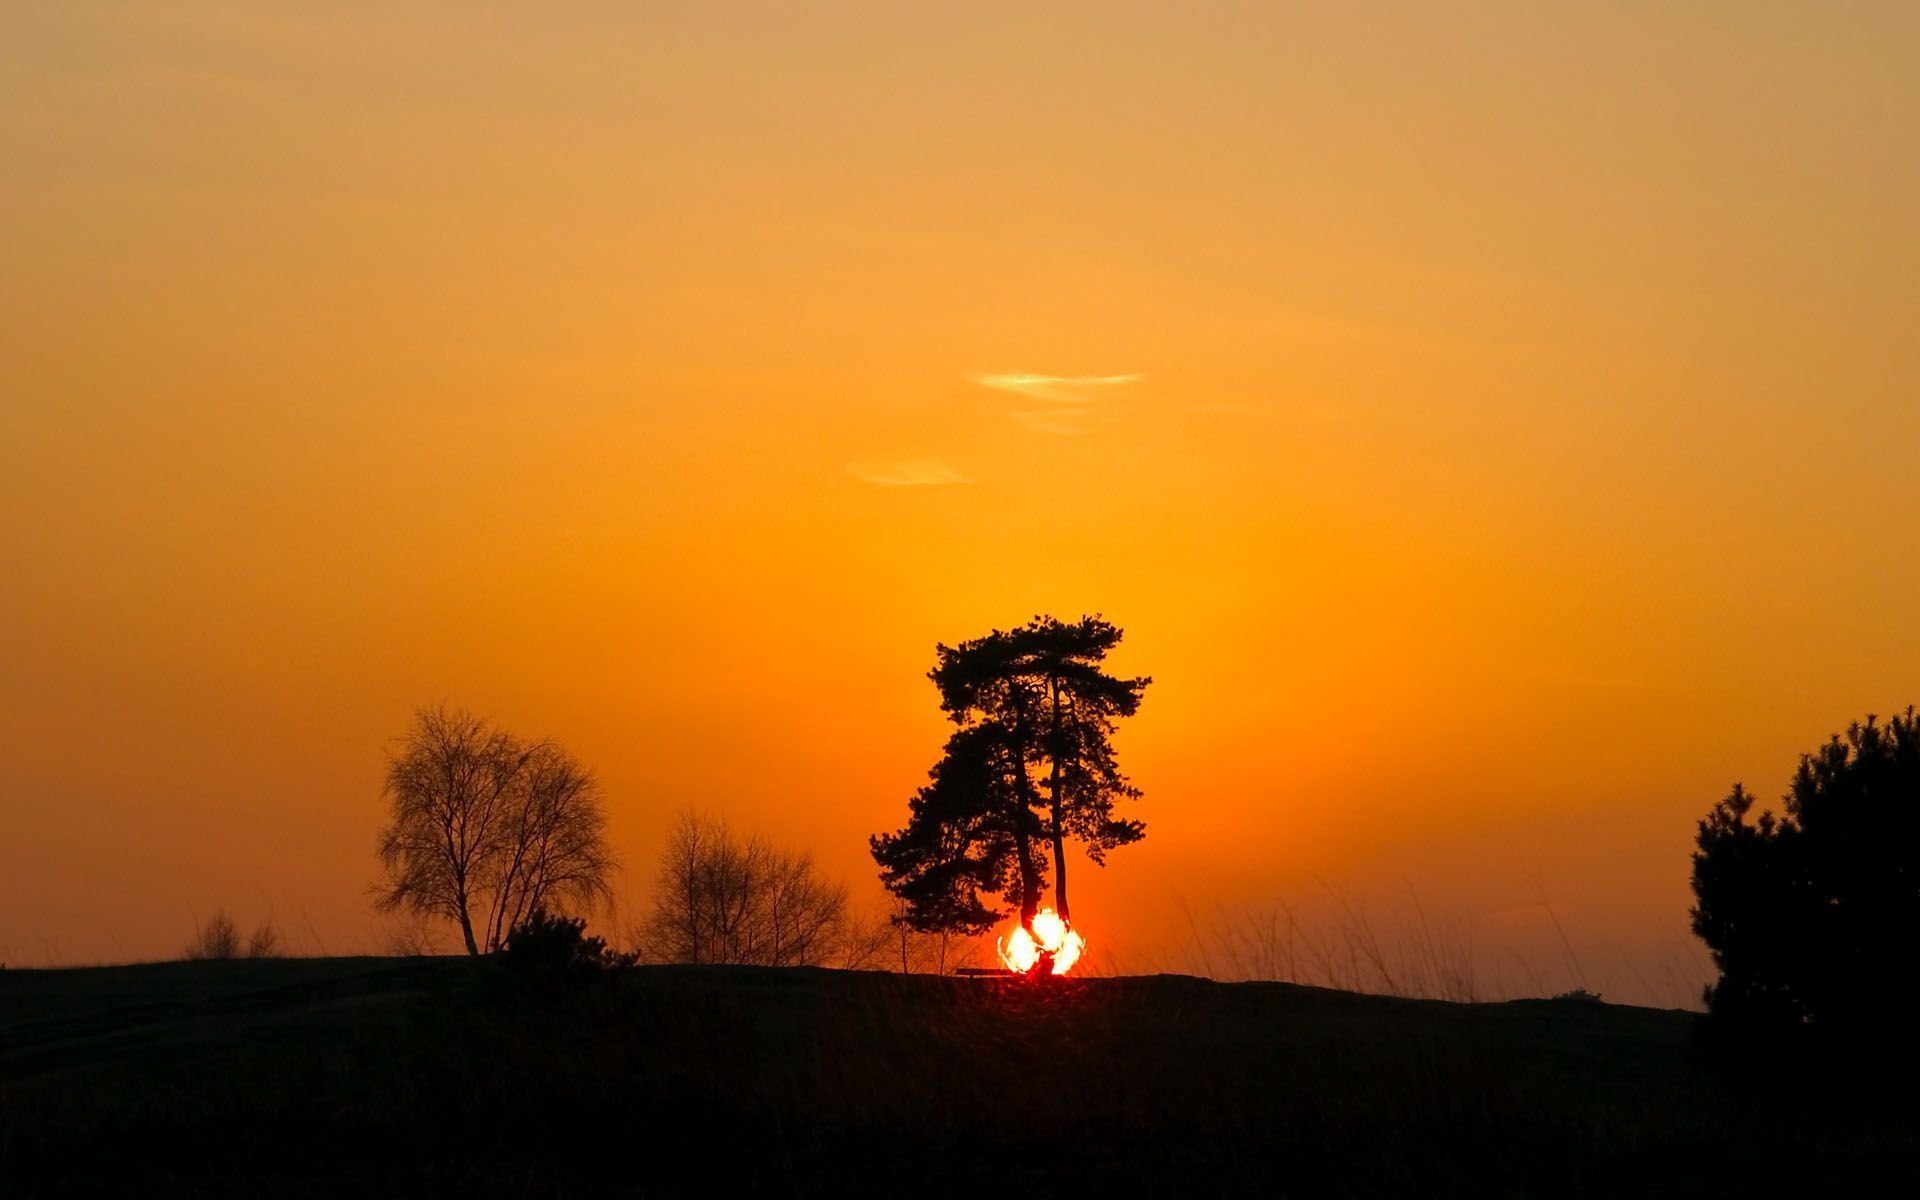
[
  {"left": 501, "top": 908, "right": 634, "bottom": 972},
  {"left": 245, "top": 923, "right": 280, "bottom": 958},
  {"left": 182, "top": 912, "right": 280, "bottom": 960},
  {"left": 1691, "top": 709, "right": 1920, "bottom": 1049},
  {"left": 183, "top": 911, "right": 242, "bottom": 960}
]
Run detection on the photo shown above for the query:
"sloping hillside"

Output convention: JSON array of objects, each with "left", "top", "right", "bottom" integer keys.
[{"left": 2, "top": 959, "right": 1912, "bottom": 1196}]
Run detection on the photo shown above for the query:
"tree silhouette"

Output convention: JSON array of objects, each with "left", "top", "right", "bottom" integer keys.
[
  {"left": 1691, "top": 708, "right": 1920, "bottom": 1039},
  {"left": 375, "top": 705, "right": 615, "bottom": 955},
  {"left": 872, "top": 615, "right": 1150, "bottom": 938},
  {"left": 644, "top": 811, "right": 851, "bottom": 966},
  {"left": 182, "top": 911, "right": 242, "bottom": 960},
  {"left": 871, "top": 721, "right": 1036, "bottom": 935}
]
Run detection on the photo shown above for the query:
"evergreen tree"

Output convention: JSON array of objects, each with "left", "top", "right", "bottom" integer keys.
[
  {"left": 1000, "top": 615, "right": 1148, "bottom": 924},
  {"left": 872, "top": 615, "right": 1150, "bottom": 936},
  {"left": 1691, "top": 708, "right": 1920, "bottom": 1040}
]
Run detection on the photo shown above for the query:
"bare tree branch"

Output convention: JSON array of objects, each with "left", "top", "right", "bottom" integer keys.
[
  {"left": 642, "top": 812, "right": 849, "bottom": 967},
  {"left": 374, "top": 704, "right": 616, "bottom": 955}
]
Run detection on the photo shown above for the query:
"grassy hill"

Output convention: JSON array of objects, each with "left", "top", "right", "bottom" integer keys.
[{"left": 2, "top": 958, "right": 1914, "bottom": 1196}]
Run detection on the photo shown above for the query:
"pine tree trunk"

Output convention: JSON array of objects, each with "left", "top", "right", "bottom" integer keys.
[
  {"left": 1012, "top": 819, "right": 1041, "bottom": 928},
  {"left": 1051, "top": 824, "right": 1069, "bottom": 924},
  {"left": 1047, "top": 674, "right": 1070, "bottom": 924}
]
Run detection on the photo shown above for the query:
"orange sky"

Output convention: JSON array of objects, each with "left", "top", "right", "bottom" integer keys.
[{"left": 3, "top": 3, "right": 1916, "bottom": 1003}]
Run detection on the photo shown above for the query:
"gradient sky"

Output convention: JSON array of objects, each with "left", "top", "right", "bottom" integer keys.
[{"left": 3, "top": 3, "right": 1916, "bottom": 1001}]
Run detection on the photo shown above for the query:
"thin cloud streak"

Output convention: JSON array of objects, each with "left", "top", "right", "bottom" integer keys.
[
  {"left": 847, "top": 459, "right": 972, "bottom": 487},
  {"left": 975, "top": 372, "right": 1143, "bottom": 404}
]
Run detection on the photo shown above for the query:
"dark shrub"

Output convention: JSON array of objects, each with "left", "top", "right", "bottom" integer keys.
[
  {"left": 183, "top": 911, "right": 242, "bottom": 960},
  {"left": 501, "top": 908, "right": 634, "bottom": 972},
  {"left": 1691, "top": 709, "right": 1920, "bottom": 1045}
]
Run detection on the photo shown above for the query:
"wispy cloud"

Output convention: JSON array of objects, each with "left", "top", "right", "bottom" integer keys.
[
  {"left": 975, "top": 372, "right": 1143, "bottom": 404},
  {"left": 975, "top": 372, "right": 1143, "bottom": 435},
  {"left": 847, "top": 459, "right": 972, "bottom": 487}
]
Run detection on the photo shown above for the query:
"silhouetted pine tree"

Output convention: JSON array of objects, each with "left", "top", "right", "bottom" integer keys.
[
  {"left": 871, "top": 615, "right": 1149, "bottom": 936},
  {"left": 1691, "top": 708, "right": 1920, "bottom": 1045}
]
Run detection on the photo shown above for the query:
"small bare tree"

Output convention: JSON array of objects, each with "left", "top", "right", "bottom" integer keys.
[
  {"left": 375, "top": 705, "right": 615, "bottom": 955},
  {"left": 245, "top": 922, "right": 280, "bottom": 958},
  {"left": 476, "top": 742, "right": 616, "bottom": 952},
  {"left": 644, "top": 812, "right": 849, "bottom": 966},
  {"left": 183, "top": 911, "right": 242, "bottom": 960},
  {"left": 832, "top": 899, "right": 971, "bottom": 972},
  {"left": 836, "top": 908, "right": 897, "bottom": 970}
]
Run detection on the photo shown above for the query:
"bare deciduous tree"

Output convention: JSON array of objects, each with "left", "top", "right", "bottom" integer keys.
[
  {"left": 375, "top": 705, "right": 615, "bottom": 955},
  {"left": 183, "top": 910, "right": 241, "bottom": 960},
  {"left": 835, "top": 898, "right": 969, "bottom": 973},
  {"left": 244, "top": 922, "right": 280, "bottom": 958},
  {"left": 644, "top": 812, "right": 849, "bottom": 966},
  {"left": 836, "top": 907, "right": 898, "bottom": 971},
  {"left": 183, "top": 910, "right": 279, "bottom": 960}
]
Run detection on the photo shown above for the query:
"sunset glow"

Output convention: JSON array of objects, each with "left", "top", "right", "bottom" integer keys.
[{"left": 3, "top": 4, "right": 1918, "bottom": 1006}]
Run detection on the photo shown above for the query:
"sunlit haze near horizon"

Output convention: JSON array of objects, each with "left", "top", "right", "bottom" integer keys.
[{"left": 4, "top": 3, "right": 1917, "bottom": 1003}]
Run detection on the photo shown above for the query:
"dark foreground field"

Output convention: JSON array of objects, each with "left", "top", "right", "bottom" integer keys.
[{"left": 2, "top": 959, "right": 1914, "bottom": 1197}]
